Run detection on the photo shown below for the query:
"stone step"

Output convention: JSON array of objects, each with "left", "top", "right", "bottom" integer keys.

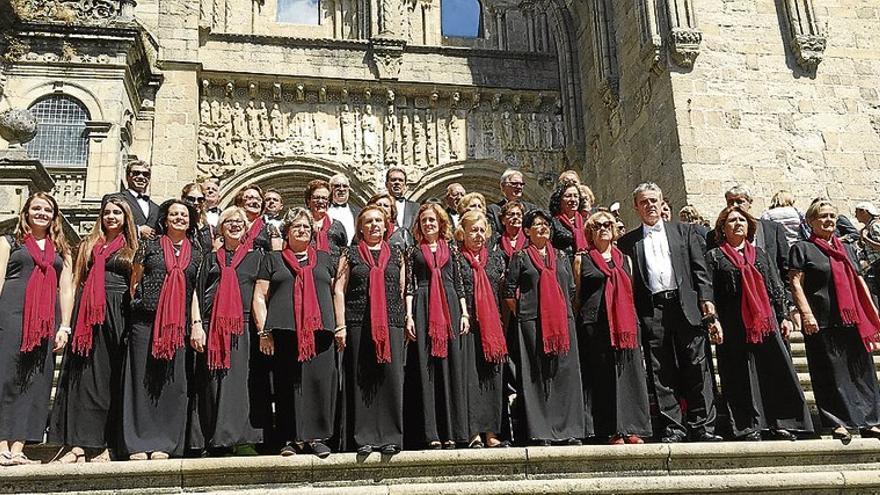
[{"left": 4, "top": 440, "right": 880, "bottom": 494}]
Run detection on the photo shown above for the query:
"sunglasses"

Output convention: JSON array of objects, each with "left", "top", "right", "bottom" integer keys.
[
  {"left": 129, "top": 170, "right": 151, "bottom": 178},
  {"left": 594, "top": 221, "right": 614, "bottom": 230},
  {"left": 185, "top": 196, "right": 206, "bottom": 204}
]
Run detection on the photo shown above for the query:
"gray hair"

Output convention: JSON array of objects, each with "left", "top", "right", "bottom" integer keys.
[
  {"left": 724, "top": 184, "right": 752, "bottom": 202},
  {"left": 499, "top": 168, "right": 523, "bottom": 188},
  {"left": 632, "top": 182, "right": 663, "bottom": 202},
  {"left": 281, "top": 206, "right": 314, "bottom": 237},
  {"left": 329, "top": 173, "right": 350, "bottom": 186}
]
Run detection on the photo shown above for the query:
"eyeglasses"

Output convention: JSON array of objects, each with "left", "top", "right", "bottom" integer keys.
[
  {"left": 594, "top": 221, "right": 614, "bottom": 230},
  {"left": 506, "top": 181, "right": 525, "bottom": 187},
  {"left": 185, "top": 196, "right": 206, "bottom": 204},
  {"left": 311, "top": 196, "right": 330, "bottom": 203},
  {"left": 222, "top": 219, "right": 245, "bottom": 226},
  {"left": 530, "top": 221, "right": 549, "bottom": 228},
  {"left": 129, "top": 170, "right": 151, "bottom": 178},
  {"left": 388, "top": 178, "right": 406, "bottom": 184},
  {"left": 332, "top": 184, "right": 350, "bottom": 189},
  {"left": 289, "top": 223, "right": 312, "bottom": 231}
]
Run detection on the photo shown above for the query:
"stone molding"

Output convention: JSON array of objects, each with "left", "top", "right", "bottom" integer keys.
[
  {"left": 669, "top": 27, "right": 702, "bottom": 68},
  {"left": 781, "top": 0, "right": 826, "bottom": 71},
  {"left": 12, "top": 0, "right": 136, "bottom": 25},
  {"left": 370, "top": 36, "right": 407, "bottom": 80},
  {"left": 790, "top": 34, "right": 826, "bottom": 71}
]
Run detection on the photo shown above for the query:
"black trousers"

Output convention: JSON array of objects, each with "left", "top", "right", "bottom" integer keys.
[{"left": 641, "top": 297, "right": 716, "bottom": 437}]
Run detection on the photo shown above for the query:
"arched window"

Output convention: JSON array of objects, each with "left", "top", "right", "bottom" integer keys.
[
  {"left": 277, "top": 0, "right": 320, "bottom": 24},
  {"left": 26, "top": 95, "right": 90, "bottom": 168},
  {"left": 442, "top": 0, "right": 482, "bottom": 38}
]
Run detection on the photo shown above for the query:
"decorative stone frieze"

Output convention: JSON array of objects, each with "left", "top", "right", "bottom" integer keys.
[
  {"left": 669, "top": 27, "right": 702, "bottom": 68},
  {"left": 370, "top": 37, "right": 407, "bottom": 80},
  {"left": 14, "top": 0, "right": 136, "bottom": 24}
]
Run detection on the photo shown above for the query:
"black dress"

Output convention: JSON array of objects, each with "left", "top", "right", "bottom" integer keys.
[
  {"left": 0, "top": 236, "right": 63, "bottom": 443},
  {"left": 122, "top": 238, "right": 202, "bottom": 456},
  {"left": 504, "top": 249, "right": 585, "bottom": 442},
  {"left": 343, "top": 246, "right": 407, "bottom": 449},
  {"left": 458, "top": 248, "right": 507, "bottom": 436},
  {"left": 49, "top": 252, "right": 130, "bottom": 450},
  {"left": 189, "top": 249, "right": 263, "bottom": 450},
  {"left": 706, "top": 247, "right": 813, "bottom": 437},
  {"left": 258, "top": 250, "right": 337, "bottom": 443},
  {"left": 576, "top": 254, "right": 651, "bottom": 440},
  {"left": 406, "top": 244, "right": 470, "bottom": 445},
  {"left": 550, "top": 217, "right": 578, "bottom": 261},
  {"left": 790, "top": 240, "right": 880, "bottom": 429}
]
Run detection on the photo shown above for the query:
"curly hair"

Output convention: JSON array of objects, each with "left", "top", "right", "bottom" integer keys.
[
  {"left": 548, "top": 183, "right": 582, "bottom": 216},
  {"left": 157, "top": 199, "right": 200, "bottom": 238}
]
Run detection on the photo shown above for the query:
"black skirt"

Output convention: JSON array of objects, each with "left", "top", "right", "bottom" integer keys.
[{"left": 467, "top": 323, "right": 505, "bottom": 435}]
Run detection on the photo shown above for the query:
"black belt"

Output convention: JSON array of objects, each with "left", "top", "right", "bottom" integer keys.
[{"left": 652, "top": 289, "right": 679, "bottom": 304}]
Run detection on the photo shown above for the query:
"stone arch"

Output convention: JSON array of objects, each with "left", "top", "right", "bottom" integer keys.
[
  {"left": 15, "top": 80, "right": 106, "bottom": 121},
  {"left": 408, "top": 159, "right": 552, "bottom": 208},
  {"left": 218, "top": 156, "right": 376, "bottom": 208}
]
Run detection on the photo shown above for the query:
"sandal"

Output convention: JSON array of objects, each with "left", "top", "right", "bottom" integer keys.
[
  {"left": 53, "top": 449, "right": 85, "bottom": 464},
  {"left": 150, "top": 451, "right": 169, "bottom": 460},
  {"left": 443, "top": 440, "right": 456, "bottom": 449},
  {"left": 428, "top": 441, "right": 442, "bottom": 450},
  {"left": 10, "top": 453, "right": 40, "bottom": 466},
  {"left": 129, "top": 452, "right": 148, "bottom": 461},
  {"left": 0, "top": 452, "right": 12, "bottom": 467},
  {"left": 468, "top": 438, "right": 484, "bottom": 449},
  {"left": 90, "top": 450, "right": 111, "bottom": 463}
]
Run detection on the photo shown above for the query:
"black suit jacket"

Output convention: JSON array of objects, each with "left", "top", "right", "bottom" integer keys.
[
  {"left": 617, "top": 221, "right": 713, "bottom": 327},
  {"left": 706, "top": 218, "right": 789, "bottom": 289},
  {"left": 105, "top": 190, "right": 159, "bottom": 230},
  {"left": 395, "top": 198, "right": 420, "bottom": 231}
]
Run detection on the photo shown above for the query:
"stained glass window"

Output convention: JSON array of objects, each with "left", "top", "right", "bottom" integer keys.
[{"left": 26, "top": 95, "right": 90, "bottom": 168}]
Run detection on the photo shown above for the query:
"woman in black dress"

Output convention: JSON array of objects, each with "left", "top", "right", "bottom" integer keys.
[
  {"left": 0, "top": 192, "right": 74, "bottom": 466},
  {"left": 253, "top": 207, "right": 338, "bottom": 458},
  {"left": 50, "top": 196, "right": 138, "bottom": 463},
  {"left": 181, "top": 182, "right": 216, "bottom": 252},
  {"left": 456, "top": 211, "right": 507, "bottom": 448},
  {"left": 706, "top": 206, "right": 812, "bottom": 441},
  {"left": 333, "top": 206, "right": 408, "bottom": 455},
  {"left": 574, "top": 210, "right": 651, "bottom": 445},
  {"left": 367, "top": 193, "right": 414, "bottom": 250},
  {"left": 504, "top": 209, "right": 584, "bottom": 445},
  {"left": 493, "top": 201, "right": 527, "bottom": 258},
  {"left": 406, "top": 203, "right": 471, "bottom": 449},
  {"left": 790, "top": 199, "right": 880, "bottom": 442},
  {"left": 123, "top": 199, "right": 204, "bottom": 460},
  {"left": 190, "top": 206, "right": 262, "bottom": 455},
  {"left": 306, "top": 179, "right": 347, "bottom": 254},
  {"left": 550, "top": 184, "right": 587, "bottom": 260}
]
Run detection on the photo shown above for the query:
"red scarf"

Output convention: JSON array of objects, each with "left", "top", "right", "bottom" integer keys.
[
  {"left": 358, "top": 241, "right": 392, "bottom": 363},
  {"left": 152, "top": 236, "right": 192, "bottom": 360},
  {"left": 421, "top": 240, "right": 454, "bottom": 358},
  {"left": 718, "top": 241, "right": 776, "bottom": 344},
  {"left": 282, "top": 246, "right": 323, "bottom": 362},
  {"left": 525, "top": 244, "right": 570, "bottom": 355},
  {"left": 20, "top": 236, "right": 58, "bottom": 353},
  {"left": 206, "top": 245, "right": 248, "bottom": 370},
  {"left": 242, "top": 216, "right": 265, "bottom": 252},
  {"left": 71, "top": 235, "right": 125, "bottom": 356},
  {"left": 315, "top": 216, "right": 331, "bottom": 252},
  {"left": 500, "top": 229, "right": 526, "bottom": 257},
  {"left": 557, "top": 212, "right": 588, "bottom": 251},
  {"left": 386, "top": 223, "right": 396, "bottom": 238},
  {"left": 462, "top": 247, "right": 508, "bottom": 363},
  {"left": 588, "top": 247, "right": 639, "bottom": 349},
  {"left": 810, "top": 234, "right": 880, "bottom": 348}
]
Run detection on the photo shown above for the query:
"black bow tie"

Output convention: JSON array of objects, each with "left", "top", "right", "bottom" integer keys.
[
  {"left": 332, "top": 203, "right": 348, "bottom": 208},
  {"left": 137, "top": 193, "right": 149, "bottom": 201},
  {"left": 208, "top": 206, "right": 220, "bottom": 213}
]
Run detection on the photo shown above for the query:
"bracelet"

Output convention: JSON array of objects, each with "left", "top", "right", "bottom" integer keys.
[
  {"left": 461, "top": 314, "right": 470, "bottom": 320},
  {"left": 58, "top": 326, "right": 72, "bottom": 335},
  {"left": 191, "top": 319, "right": 202, "bottom": 326},
  {"left": 257, "top": 330, "right": 270, "bottom": 338},
  {"left": 334, "top": 325, "right": 347, "bottom": 334}
]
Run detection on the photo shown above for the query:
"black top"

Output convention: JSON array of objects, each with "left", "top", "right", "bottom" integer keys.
[
  {"left": 131, "top": 238, "right": 202, "bottom": 314},
  {"left": 408, "top": 243, "right": 465, "bottom": 303},
  {"left": 705, "top": 246, "right": 789, "bottom": 327},
  {"left": 706, "top": 219, "right": 789, "bottom": 289},
  {"left": 457, "top": 247, "right": 507, "bottom": 317},
  {"left": 199, "top": 249, "right": 263, "bottom": 326},
  {"left": 504, "top": 248, "right": 575, "bottom": 322},
  {"left": 344, "top": 245, "right": 407, "bottom": 327},
  {"left": 789, "top": 239, "right": 860, "bottom": 328},
  {"left": 550, "top": 217, "right": 578, "bottom": 260},
  {"left": 315, "top": 218, "right": 348, "bottom": 254},
  {"left": 576, "top": 253, "right": 635, "bottom": 324},
  {"left": 257, "top": 250, "right": 336, "bottom": 332}
]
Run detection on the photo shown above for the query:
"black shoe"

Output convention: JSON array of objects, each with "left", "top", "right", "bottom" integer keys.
[
  {"left": 860, "top": 428, "right": 880, "bottom": 439},
  {"left": 832, "top": 428, "right": 852, "bottom": 445},
  {"left": 356, "top": 444, "right": 373, "bottom": 456},
  {"left": 468, "top": 438, "right": 484, "bottom": 449},
  {"left": 690, "top": 432, "right": 723, "bottom": 442},
  {"left": 739, "top": 431, "right": 762, "bottom": 442},
  {"left": 769, "top": 429, "right": 797, "bottom": 441},
  {"left": 661, "top": 432, "right": 687, "bottom": 443},
  {"left": 563, "top": 437, "right": 582, "bottom": 446},
  {"left": 532, "top": 439, "right": 551, "bottom": 447},
  {"left": 309, "top": 441, "right": 331, "bottom": 459},
  {"left": 280, "top": 443, "right": 296, "bottom": 457},
  {"left": 380, "top": 444, "right": 400, "bottom": 455}
]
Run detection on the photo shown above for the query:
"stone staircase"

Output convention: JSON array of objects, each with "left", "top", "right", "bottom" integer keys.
[{"left": 3, "top": 440, "right": 880, "bottom": 494}]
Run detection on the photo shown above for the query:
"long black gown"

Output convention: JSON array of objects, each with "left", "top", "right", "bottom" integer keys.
[
  {"left": 458, "top": 248, "right": 507, "bottom": 436},
  {"left": 790, "top": 240, "right": 880, "bottom": 430},
  {"left": 706, "top": 246, "right": 813, "bottom": 437},
  {"left": 406, "top": 244, "right": 470, "bottom": 445},
  {"left": 189, "top": 249, "right": 263, "bottom": 450},
  {"left": 504, "top": 249, "right": 585, "bottom": 442},
  {"left": 49, "top": 252, "right": 130, "bottom": 450},
  {"left": 0, "top": 235, "right": 63, "bottom": 443},
  {"left": 343, "top": 245, "right": 407, "bottom": 449},
  {"left": 122, "top": 238, "right": 202, "bottom": 456},
  {"left": 258, "top": 250, "right": 338, "bottom": 443},
  {"left": 576, "top": 254, "right": 651, "bottom": 440}
]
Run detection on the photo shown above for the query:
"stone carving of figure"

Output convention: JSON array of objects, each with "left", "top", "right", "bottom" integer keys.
[
  {"left": 553, "top": 114, "right": 566, "bottom": 149},
  {"left": 200, "top": 98, "right": 211, "bottom": 124},
  {"left": 401, "top": 110, "right": 412, "bottom": 165},
  {"left": 500, "top": 111, "right": 513, "bottom": 149},
  {"left": 219, "top": 99, "right": 233, "bottom": 127},
  {"left": 413, "top": 112, "right": 426, "bottom": 167},
  {"left": 270, "top": 103, "right": 286, "bottom": 140},
  {"left": 231, "top": 101, "right": 247, "bottom": 138},
  {"left": 198, "top": 126, "right": 214, "bottom": 161},
  {"left": 216, "top": 128, "right": 231, "bottom": 163},
  {"left": 384, "top": 105, "right": 400, "bottom": 164},
  {"left": 447, "top": 109, "right": 466, "bottom": 160},
  {"left": 340, "top": 104, "right": 357, "bottom": 155},
  {"left": 249, "top": 137, "right": 265, "bottom": 159},
  {"left": 258, "top": 102, "right": 270, "bottom": 138},
  {"left": 528, "top": 113, "right": 541, "bottom": 150},
  {"left": 381, "top": 0, "right": 402, "bottom": 35},
  {"left": 230, "top": 139, "right": 250, "bottom": 167},
  {"left": 466, "top": 113, "right": 478, "bottom": 158},
  {"left": 425, "top": 108, "right": 436, "bottom": 166},
  {"left": 482, "top": 113, "right": 497, "bottom": 155},
  {"left": 542, "top": 115, "right": 554, "bottom": 150},
  {"left": 210, "top": 99, "right": 221, "bottom": 126},
  {"left": 514, "top": 113, "right": 527, "bottom": 149},
  {"left": 246, "top": 100, "right": 260, "bottom": 138},
  {"left": 361, "top": 104, "right": 380, "bottom": 166}
]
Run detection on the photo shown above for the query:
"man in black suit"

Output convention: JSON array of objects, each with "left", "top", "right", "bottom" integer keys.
[
  {"left": 444, "top": 182, "right": 466, "bottom": 229},
  {"left": 328, "top": 173, "right": 361, "bottom": 245},
  {"left": 617, "top": 183, "right": 722, "bottom": 443},
  {"left": 386, "top": 167, "right": 419, "bottom": 230},
  {"left": 105, "top": 159, "right": 159, "bottom": 239},
  {"left": 487, "top": 168, "right": 537, "bottom": 233}
]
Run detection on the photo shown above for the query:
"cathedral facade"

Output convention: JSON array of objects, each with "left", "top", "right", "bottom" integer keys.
[{"left": 0, "top": 0, "right": 878, "bottom": 234}]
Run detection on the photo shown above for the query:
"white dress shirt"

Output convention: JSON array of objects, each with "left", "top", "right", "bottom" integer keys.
[
  {"left": 328, "top": 203, "right": 356, "bottom": 244},
  {"left": 128, "top": 188, "right": 150, "bottom": 217},
  {"left": 205, "top": 206, "right": 221, "bottom": 228},
  {"left": 395, "top": 198, "right": 406, "bottom": 228},
  {"left": 642, "top": 220, "right": 677, "bottom": 294}
]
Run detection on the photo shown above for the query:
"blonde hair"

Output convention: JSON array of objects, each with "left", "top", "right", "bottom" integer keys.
[
  {"left": 73, "top": 195, "right": 138, "bottom": 287},
  {"left": 15, "top": 192, "right": 71, "bottom": 258},
  {"left": 585, "top": 210, "right": 620, "bottom": 244},
  {"left": 217, "top": 206, "right": 248, "bottom": 237},
  {"left": 456, "top": 192, "right": 487, "bottom": 216},
  {"left": 805, "top": 198, "right": 837, "bottom": 223},
  {"left": 454, "top": 210, "right": 493, "bottom": 243},
  {"left": 770, "top": 190, "right": 796, "bottom": 209},
  {"left": 412, "top": 203, "right": 453, "bottom": 242},
  {"left": 578, "top": 185, "right": 595, "bottom": 206}
]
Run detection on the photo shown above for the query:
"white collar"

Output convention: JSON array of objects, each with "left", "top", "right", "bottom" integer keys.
[{"left": 642, "top": 220, "right": 665, "bottom": 235}]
